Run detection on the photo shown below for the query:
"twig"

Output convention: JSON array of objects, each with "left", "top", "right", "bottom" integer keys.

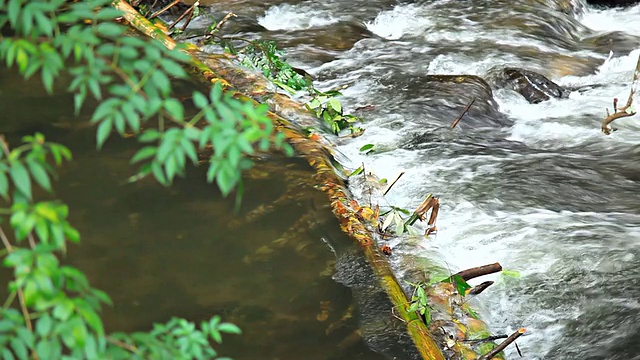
[
  {"left": 478, "top": 328, "right": 526, "bottom": 360},
  {"left": 0, "top": 135, "right": 11, "bottom": 157},
  {"left": 451, "top": 97, "right": 476, "bottom": 129},
  {"left": 0, "top": 226, "right": 34, "bottom": 334},
  {"left": 148, "top": 0, "right": 181, "bottom": 19},
  {"left": 215, "top": 12, "right": 237, "bottom": 32},
  {"left": 27, "top": 233, "right": 37, "bottom": 249},
  {"left": 179, "top": 1, "right": 197, "bottom": 31},
  {"left": 168, "top": 0, "right": 199, "bottom": 30},
  {"left": 131, "top": 0, "right": 142, "bottom": 6},
  {"left": 107, "top": 336, "right": 139, "bottom": 353},
  {"left": 201, "top": 12, "right": 237, "bottom": 45},
  {"left": 382, "top": 171, "right": 405, "bottom": 196},
  {"left": 463, "top": 334, "right": 508, "bottom": 344},
  {"left": 602, "top": 53, "right": 640, "bottom": 135},
  {"left": 467, "top": 281, "right": 494, "bottom": 296},
  {"left": 454, "top": 262, "right": 502, "bottom": 281}
]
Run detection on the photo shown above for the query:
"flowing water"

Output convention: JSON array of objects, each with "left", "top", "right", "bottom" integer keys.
[
  {"left": 3, "top": 1, "right": 640, "bottom": 359},
  {"left": 225, "top": 0, "right": 639, "bottom": 359}
]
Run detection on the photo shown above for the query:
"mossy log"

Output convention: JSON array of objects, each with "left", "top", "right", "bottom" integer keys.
[{"left": 112, "top": 1, "right": 506, "bottom": 359}]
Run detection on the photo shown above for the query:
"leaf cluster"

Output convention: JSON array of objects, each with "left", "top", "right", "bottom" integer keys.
[
  {"left": 306, "top": 89, "right": 363, "bottom": 135},
  {"left": 0, "top": 135, "right": 240, "bottom": 359},
  {"left": 239, "top": 40, "right": 311, "bottom": 93},
  {"left": 1, "top": 0, "right": 290, "bottom": 197}
]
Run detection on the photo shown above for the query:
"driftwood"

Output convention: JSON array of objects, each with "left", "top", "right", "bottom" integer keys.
[
  {"left": 602, "top": 53, "right": 640, "bottom": 135},
  {"left": 112, "top": 1, "right": 515, "bottom": 359}
]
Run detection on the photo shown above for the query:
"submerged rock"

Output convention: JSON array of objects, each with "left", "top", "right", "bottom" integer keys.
[
  {"left": 379, "top": 74, "right": 510, "bottom": 129},
  {"left": 486, "top": 67, "right": 567, "bottom": 104},
  {"left": 585, "top": 0, "right": 640, "bottom": 7}
]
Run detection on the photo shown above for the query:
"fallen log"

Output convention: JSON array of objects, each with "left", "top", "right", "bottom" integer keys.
[{"left": 112, "top": 1, "right": 511, "bottom": 358}]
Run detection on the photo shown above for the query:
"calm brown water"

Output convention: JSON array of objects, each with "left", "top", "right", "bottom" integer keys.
[{"left": 0, "top": 70, "right": 384, "bottom": 359}]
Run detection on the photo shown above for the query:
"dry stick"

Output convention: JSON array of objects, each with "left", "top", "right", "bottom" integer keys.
[
  {"left": 478, "top": 328, "right": 526, "bottom": 360},
  {"left": 131, "top": 0, "right": 142, "bottom": 6},
  {"left": 201, "top": 12, "right": 237, "bottom": 44},
  {"left": 451, "top": 97, "right": 476, "bottom": 129},
  {"left": 148, "top": 0, "right": 180, "bottom": 19},
  {"left": 454, "top": 262, "right": 502, "bottom": 281},
  {"left": 467, "top": 281, "right": 494, "bottom": 296},
  {"left": 168, "top": 0, "right": 199, "bottom": 30},
  {"left": 463, "top": 334, "right": 508, "bottom": 344},
  {"left": 382, "top": 171, "right": 405, "bottom": 196},
  {"left": 602, "top": 53, "right": 640, "bottom": 135},
  {"left": 215, "top": 12, "right": 237, "bottom": 32},
  {"left": 179, "top": 9, "right": 193, "bottom": 32}
]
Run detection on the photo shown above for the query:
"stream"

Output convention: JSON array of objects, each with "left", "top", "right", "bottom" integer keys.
[
  {"left": 217, "top": 0, "right": 640, "bottom": 359},
  {"left": 2, "top": 0, "right": 640, "bottom": 359}
]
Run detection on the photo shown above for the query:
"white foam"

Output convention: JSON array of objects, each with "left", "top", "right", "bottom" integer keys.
[
  {"left": 365, "top": 4, "right": 433, "bottom": 40},
  {"left": 258, "top": 4, "right": 339, "bottom": 31},
  {"left": 580, "top": 3, "right": 640, "bottom": 36}
]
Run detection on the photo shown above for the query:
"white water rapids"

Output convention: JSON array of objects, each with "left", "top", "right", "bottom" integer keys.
[{"left": 258, "top": 1, "right": 640, "bottom": 359}]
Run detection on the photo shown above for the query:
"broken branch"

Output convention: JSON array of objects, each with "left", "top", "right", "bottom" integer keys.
[
  {"left": 467, "top": 281, "right": 494, "bottom": 296},
  {"left": 454, "top": 262, "right": 502, "bottom": 281},
  {"left": 602, "top": 53, "right": 640, "bottom": 135},
  {"left": 148, "top": 0, "right": 181, "bottom": 19},
  {"left": 383, "top": 171, "right": 405, "bottom": 196},
  {"left": 478, "top": 328, "right": 526, "bottom": 360},
  {"left": 451, "top": 97, "right": 475, "bottom": 129}
]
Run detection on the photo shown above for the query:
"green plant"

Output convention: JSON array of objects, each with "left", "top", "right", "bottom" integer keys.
[
  {"left": 406, "top": 281, "right": 431, "bottom": 326},
  {"left": 239, "top": 40, "right": 310, "bottom": 93},
  {"left": 1, "top": 0, "right": 290, "bottom": 196},
  {"left": 0, "top": 0, "right": 287, "bottom": 358},
  {"left": 0, "top": 134, "right": 240, "bottom": 359},
  {"left": 306, "top": 88, "right": 363, "bottom": 135}
]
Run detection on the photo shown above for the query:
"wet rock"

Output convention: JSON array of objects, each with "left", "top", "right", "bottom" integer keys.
[
  {"left": 265, "top": 21, "right": 375, "bottom": 52},
  {"left": 381, "top": 74, "right": 509, "bottom": 129},
  {"left": 486, "top": 67, "right": 567, "bottom": 104},
  {"left": 581, "top": 31, "right": 640, "bottom": 57},
  {"left": 584, "top": 0, "right": 640, "bottom": 7}
]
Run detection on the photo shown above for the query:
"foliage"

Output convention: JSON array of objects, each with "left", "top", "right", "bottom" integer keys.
[
  {"left": 0, "top": 135, "right": 240, "bottom": 359},
  {"left": 233, "top": 39, "right": 363, "bottom": 135},
  {"left": 0, "top": 0, "right": 272, "bottom": 358},
  {"left": 406, "top": 281, "right": 431, "bottom": 326},
  {"left": 442, "top": 275, "right": 472, "bottom": 296},
  {"left": 0, "top": 0, "right": 290, "bottom": 197},
  {"left": 306, "top": 88, "right": 363, "bottom": 135},
  {"left": 239, "top": 40, "right": 311, "bottom": 93}
]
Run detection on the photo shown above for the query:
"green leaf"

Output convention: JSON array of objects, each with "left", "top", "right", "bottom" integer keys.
[
  {"left": 52, "top": 300, "right": 74, "bottom": 321},
  {"left": 95, "top": 22, "right": 125, "bottom": 38},
  {"left": 36, "top": 314, "right": 53, "bottom": 338},
  {"left": 10, "top": 337, "right": 27, "bottom": 360},
  {"left": 96, "top": 119, "right": 113, "bottom": 149},
  {"left": 163, "top": 99, "right": 184, "bottom": 120},
  {"left": 0, "top": 173, "right": 9, "bottom": 200},
  {"left": 327, "top": 98, "right": 342, "bottom": 113},
  {"left": 217, "top": 323, "right": 241, "bottom": 335},
  {"left": 501, "top": 269, "right": 521, "bottom": 278},
  {"left": 192, "top": 91, "right": 208, "bottom": 109},
  {"left": 348, "top": 166, "right": 363, "bottom": 177},
  {"left": 27, "top": 160, "right": 51, "bottom": 192},
  {"left": 359, "top": 144, "right": 375, "bottom": 153},
  {"left": 10, "top": 161, "right": 31, "bottom": 199},
  {"left": 130, "top": 146, "right": 157, "bottom": 164}
]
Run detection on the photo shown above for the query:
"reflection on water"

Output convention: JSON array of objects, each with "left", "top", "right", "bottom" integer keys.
[{"left": 0, "top": 71, "right": 384, "bottom": 359}]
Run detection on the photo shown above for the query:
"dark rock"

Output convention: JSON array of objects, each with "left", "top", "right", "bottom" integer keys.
[
  {"left": 585, "top": 0, "right": 640, "bottom": 7},
  {"left": 486, "top": 67, "right": 567, "bottom": 104}
]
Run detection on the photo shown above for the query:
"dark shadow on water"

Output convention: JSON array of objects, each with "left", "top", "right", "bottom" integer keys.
[{"left": 0, "top": 72, "right": 386, "bottom": 360}]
